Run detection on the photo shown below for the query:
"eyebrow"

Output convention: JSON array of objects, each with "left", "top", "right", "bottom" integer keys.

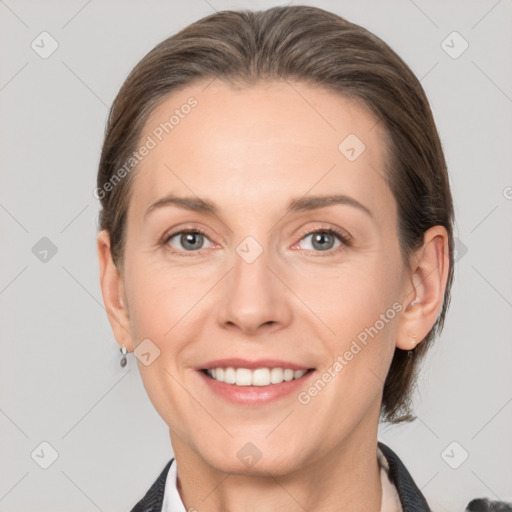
[{"left": 144, "top": 193, "right": 373, "bottom": 220}]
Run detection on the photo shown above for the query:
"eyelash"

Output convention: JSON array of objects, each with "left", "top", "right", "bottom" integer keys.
[{"left": 161, "top": 225, "right": 352, "bottom": 257}]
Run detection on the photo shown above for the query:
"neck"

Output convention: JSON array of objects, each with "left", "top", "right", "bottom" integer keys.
[{"left": 170, "top": 415, "right": 383, "bottom": 512}]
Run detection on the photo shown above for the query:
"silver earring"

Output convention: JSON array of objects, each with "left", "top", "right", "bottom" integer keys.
[
  {"left": 408, "top": 336, "right": 417, "bottom": 358},
  {"left": 120, "top": 345, "right": 128, "bottom": 367}
]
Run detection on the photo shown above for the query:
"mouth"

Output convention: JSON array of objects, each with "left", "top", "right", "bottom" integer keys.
[
  {"left": 197, "top": 365, "right": 316, "bottom": 406},
  {"left": 199, "top": 367, "right": 316, "bottom": 387},
  {"left": 195, "top": 358, "right": 316, "bottom": 405}
]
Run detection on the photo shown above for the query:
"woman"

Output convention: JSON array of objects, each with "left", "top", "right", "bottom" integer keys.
[{"left": 96, "top": 5, "right": 455, "bottom": 511}]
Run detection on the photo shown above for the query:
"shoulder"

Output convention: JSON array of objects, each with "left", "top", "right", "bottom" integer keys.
[
  {"left": 378, "top": 441, "right": 432, "bottom": 511},
  {"left": 129, "top": 458, "right": 174, "bottom": 512},
  {"left": 378, "top": 442, "right": 512, "bottom": 512}
]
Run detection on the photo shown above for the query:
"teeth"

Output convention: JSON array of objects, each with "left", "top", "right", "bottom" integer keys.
[
  {"left": 205, "top": 367, "right": 308, "bottom": 386},
  {"left": 224, "top": 367, "right": 236, "bottom": 384}
]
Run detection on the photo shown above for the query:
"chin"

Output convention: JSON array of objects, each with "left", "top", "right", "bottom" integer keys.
[{"left": 199, "top": 441, "right": 305, "bottom": 477}]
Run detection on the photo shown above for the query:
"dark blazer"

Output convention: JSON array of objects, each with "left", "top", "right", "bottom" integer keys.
[{"left": 129, "top": 441, "right": 431, "bottom": 511}]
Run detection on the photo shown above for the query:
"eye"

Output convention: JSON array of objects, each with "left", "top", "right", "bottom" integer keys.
[
  {"left": 164, "top": 229, "right": 214, "bottom": 253},
  {"left": 162, "top": 226, "right": 351, "bottom": 256},
  {"left": 294, "top": 228, "right": 350, "bottom": 253}
]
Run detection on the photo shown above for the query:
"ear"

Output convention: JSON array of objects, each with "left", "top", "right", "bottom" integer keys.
[
  {"left": 97, "top": 229, "right": 134, "bottom": 352},
  {"left": 396, "top": 226, "right": 450, "bottom": 350}
]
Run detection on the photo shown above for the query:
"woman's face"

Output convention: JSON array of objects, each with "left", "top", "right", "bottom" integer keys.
[{"left": 112, "top": 79, "right": 415, "bottom": 474}]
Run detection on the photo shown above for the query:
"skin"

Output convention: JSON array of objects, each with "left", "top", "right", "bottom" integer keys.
[{"left": 97, "top": 78, "right": 449, "bottom": 511}]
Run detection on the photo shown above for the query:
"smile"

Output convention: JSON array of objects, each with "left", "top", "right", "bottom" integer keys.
[{"left": 203, "top": 367, "right": 313, "bottom": 386}]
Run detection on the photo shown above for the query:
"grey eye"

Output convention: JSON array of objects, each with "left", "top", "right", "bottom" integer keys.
[
  {"left": 167, "top": 231, "right": 212, "bottom": 251},
  {"left": 300, "top": 231, "right": 342, "bottom": 251}
]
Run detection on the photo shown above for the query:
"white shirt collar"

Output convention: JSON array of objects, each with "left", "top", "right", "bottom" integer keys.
[
  {"left": 161, "top": 458, "right": 185, "bottom": 512},
  {"left": 162, "top": 446, "right": 402, "bottom": 512}
]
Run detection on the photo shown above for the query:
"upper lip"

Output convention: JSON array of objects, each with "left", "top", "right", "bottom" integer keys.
[{"left": 197, "top": 358, "right": 314, "bottom": 371}]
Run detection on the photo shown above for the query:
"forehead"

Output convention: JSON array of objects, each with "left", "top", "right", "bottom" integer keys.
[{"left": 128, "top": 78, "right": 393, "bottom": 224}]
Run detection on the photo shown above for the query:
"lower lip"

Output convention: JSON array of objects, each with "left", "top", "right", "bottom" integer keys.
[{"left": 197, "top": 369, "right": 315, "bottom": 406}]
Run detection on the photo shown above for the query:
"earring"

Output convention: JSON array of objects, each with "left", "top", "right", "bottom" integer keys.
[
  {"left": 120, "top": 345, "right": 128, "bottom": 367},
  {"left": 408, "top": 336, "right": 417, "bottom": 358}
]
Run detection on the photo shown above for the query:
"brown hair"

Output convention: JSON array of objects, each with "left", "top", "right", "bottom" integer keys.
[{"left": 97, "top": 5, "right": 455, "bottom": 423}]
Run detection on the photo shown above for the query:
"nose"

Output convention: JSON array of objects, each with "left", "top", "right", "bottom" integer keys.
[{"left": 217, "top": 241, "right": 293, "bottom": 335}]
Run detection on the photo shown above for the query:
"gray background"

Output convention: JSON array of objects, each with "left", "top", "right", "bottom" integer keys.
[{"left": 1, "top": 0, "right": 511, "bottom": 510}]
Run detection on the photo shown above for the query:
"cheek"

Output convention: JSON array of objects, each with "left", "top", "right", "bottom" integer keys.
[
  {"left": 122, "top": 261, "right": 206, "bottom": 429},
  {"left": 295, "top": 257, "right": 400, "bottom": 333},
  {"left": 306, "top": 265, "right": 401, "bottom": 396},
  {"left": 123, "top": 256, "right": 188, "bottom": 343},
  {"left": 289, "top": 255, "right": 402, "bottom": 387}
]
